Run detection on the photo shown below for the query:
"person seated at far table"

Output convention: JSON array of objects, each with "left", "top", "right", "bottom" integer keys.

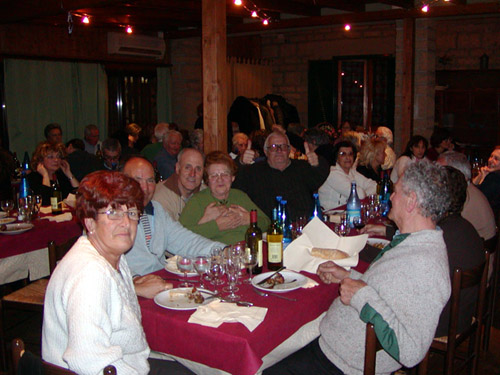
[
  {"left": 28, "top": 141, "right": 79, "bottom": 206},
  {"left": 264, "top": 161, "right": 452, "bottom": 375},
  {"left": 233, "top": 131, "right": 329, "bottom": 221},
  {"left": 66, "top": 138, "right": 102, "bottom": 182},
  {"left": 42, "top": 170, "right": 193, "bottom": 375},
  {"left": 180, "top": 151, "right": 270, "bottom": 245},
  {"left": 437, "top": 150, "right": 496, "bottom": 241},
  {"left": 318, "top": 140, "right": 377, "bottom": 211},
  {"left": 472, "top": 146, "right": 500, "bottom": 214},
  {"left": 123, "top": 157, "right": 224, "bottom": 298},
  {"left": 374, "top": 126, "right": 396, "bottom": 171},
  {"left": 356, "top": 138, "right": 386, "bottom": 183},
  {"left": 153, "top": 148, "right": 205, "bottom": 221}
]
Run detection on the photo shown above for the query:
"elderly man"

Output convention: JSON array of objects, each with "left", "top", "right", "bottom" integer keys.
[
  {"left": 233, "top": 131, "right": 329, "bottom": 221},
  {"left": 122, "top": 157, "right": 223, "bottom": 298},
  {"left": 101, "top": 138, "right": 122, "bottom": 171},
  {"left": 264, "top": 161, "right": 451, "bottom": 374},
  {"left": 44, "top": 123, "right": 63, "bottom": 144},
  {"left": 230, "top": 132, "right": 249, "bottom": 161},
  {"left": 83, "top": 124, "right": 101, "bottom": 155},
  {"left": 438, "top": 151, "right": 496, "bottom": 241},
  {"left": 154, "top": 129, "right": 183, "bottom": 180},
  {"left": 153, "top": 148, "right": 204, "bottom": 220},
  {"left": 141, "top": 122, "right": 170, "bottom": 162}
]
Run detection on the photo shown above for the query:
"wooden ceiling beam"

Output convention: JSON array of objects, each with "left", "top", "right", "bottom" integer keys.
[
  {"left": 366, "top": 0, "right": 413, "bottom": 9},
  {"left": 310, "top": 0, "right": 365, "bottom": 13},
  {"left": 234, "top": 0, "right": 321, "bottom": 17}
]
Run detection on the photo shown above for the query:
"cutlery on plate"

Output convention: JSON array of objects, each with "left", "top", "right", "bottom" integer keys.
[
  {"left": 253, "top": 288, "right": 297, "bottom": 301},
  {"left": 162, "top": 277, "right": 199, "bottom": 283},
  {"left": 202, "top": 291, "right": 253, "bottom": 307},
  {"left": 256, "top": 266, "right": 286, "bottom": 285}
]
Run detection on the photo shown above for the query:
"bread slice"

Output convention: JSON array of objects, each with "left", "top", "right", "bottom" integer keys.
[{"left": 311, "top": 247, "right": 349, "bottom": 260}]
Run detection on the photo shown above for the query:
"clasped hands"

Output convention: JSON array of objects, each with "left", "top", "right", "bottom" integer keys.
[
  {"left": 317, "top": 261, "right": 366, "bottom": 306},
  {"left": 198, "top": 202, "right": 250, "bottom": 231}
]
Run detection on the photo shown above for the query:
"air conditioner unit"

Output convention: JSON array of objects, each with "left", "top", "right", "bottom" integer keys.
[{"left": 107, "top": 32, "right": 166, "bottom": 60}]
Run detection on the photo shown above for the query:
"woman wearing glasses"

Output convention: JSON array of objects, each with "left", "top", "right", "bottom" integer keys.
[
  {"left": 42, "top": 170, "right": 192, "bottom": 374},
  {"left": 319, "top": 140, "right": 377, "bottom": 211},
  {"left": 28, "top": 141, "right": 79, "bottom": 206},
  {"left": 179, "top": 151, "right": 269, "bottom": 244}
]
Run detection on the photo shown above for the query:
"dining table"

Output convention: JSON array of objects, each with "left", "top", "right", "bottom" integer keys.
[
  {"left": 0, "top": 209, "right": 83, "bottom": 285},
  {"left": 139, "top": 259, "right": 370, "bottom": 375}
]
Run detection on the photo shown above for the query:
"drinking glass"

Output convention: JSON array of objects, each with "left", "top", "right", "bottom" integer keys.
[
  {"left": 1, "top": 199, "right": 14, "bottom": 217},
  {"left": 176, "top": 256, "right": 194, "bottom": 288},
  {"left": 207, "top": 255, "right": 225, "bottom": 293},
  {"left": 223, "top": 255, "right": 241, "bottom": 301},
  {"left": 336, "top": 214, "right": 349, "bottom": 236},
  {"left": 292, "top": 216, "right": 307, "bottom": 239},
  {"left": 352, "top": 216, "right": 365, "bottom": 232},
  {"left": 34, "top": 195, "right": 42, "bottom": 214},
  {"left": 241, "top": 249, "right": 257, "bottom": 284},
  {"left": 230, "top": 243, "right": 244, "bottom": 284},
  {"left": 194, "top": 256, "right": 209, "bottom": 289}
]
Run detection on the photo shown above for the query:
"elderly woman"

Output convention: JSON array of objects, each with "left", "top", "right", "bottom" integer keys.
[
  {"left": 356, "top": 138, "right": 386, "bottom": 183},
  {"left": 179, "top": 151, "right": 270, "bottom": 244},
  {"left": 28, "top": 141, "right": 79, "bottom": 206},
  {"left": 318, "top": 140, "right": 377, "bottom": 211},
  {"left": 42, "top": 171, "right": 190, "bottom": 374},
  {"left": 390, "top": 135, "right": 428, "bottom": 183}
]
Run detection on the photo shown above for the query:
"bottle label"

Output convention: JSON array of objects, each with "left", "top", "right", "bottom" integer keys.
[
  {"left": 257, "top": 240, "right": 263, "bottom": 267},
  {"left": 268, "top": 242, "right": 283, "bottom": 262},
  {"left": 346, "top": 209, "right": 361, "bottom": 227},
  {"left": 50, "top": 197, "right": 58, "bottom": 210}
]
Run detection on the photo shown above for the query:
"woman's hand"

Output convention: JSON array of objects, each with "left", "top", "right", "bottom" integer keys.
[
  {"left": 228, "top": 205, "right": 250, "bottom": 226},
  {"left": 198, "top": 202, "right": 227, "bottom": 224},
  {"left": 473, "top": 165, "right": 491, "bottom": 185},
  {"left": 133, "top": 274, "right": 172, "bottom": 299},
  {"left": 37, "top": 163, "right": 51, "bottom": 187},
  {"left": 215, "top": 209, "right": 245, "bottom": 231},
  {"left": 60, "top": 160, "right": 79, "bottom": 187}
]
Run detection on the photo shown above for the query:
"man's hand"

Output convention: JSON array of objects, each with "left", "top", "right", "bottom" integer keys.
[
  {"left": 228, "top": 204, "right": 251, "bottom": 226},
  {"left": 216, "top": 210, "right": 244, "bottom": 230},
  {"left": 360, "top": 224, "right": 386, "bottom": 237},
  {"left": 240, "top": 140, "right": 256, "bottom": 165},
  {"left": 317, "top": 261, "right": 350, "bottom": 284},
  {"left": 339, "top": 278, "right": 367, "bottom": 305},
  {"left": 304, "top": 142, "right": 319, "bottom": 167},
  {"left": 133, "top": 274, "right": 172, "bottom": 299},
  {"left": 198, "top": 202, "right": 227, "bottom": 224}
]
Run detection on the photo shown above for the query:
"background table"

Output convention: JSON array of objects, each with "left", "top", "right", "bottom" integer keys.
[
  {"left": 140, "top": 261, "right": 369, "bottom": 375},
  {"left": 0, "top": 214, "right": 82, "bottom": 284}
]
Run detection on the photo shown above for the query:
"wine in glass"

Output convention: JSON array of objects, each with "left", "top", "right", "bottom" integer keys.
[
  {"left": 223, "top": 256, "right": 240, "bottom": 301},
  {"left": 352, "top": 216, "right": 365, "bottom": 232},
  {"left": 241, "top": 249, "right": 257, "bottom": 284},
  {"left": 194, "top": 256, "right": 209, "bottom": 289},
  {"left": 176, "top": 256, "right": 194, "bottom": 288},
  {"left": 1, "top": 199, "right": 14, "bottom": 217}
]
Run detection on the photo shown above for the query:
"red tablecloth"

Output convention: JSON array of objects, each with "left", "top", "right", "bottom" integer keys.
[
  {"left": 140, "top": 261, "right": 369, "bottom": 375},
  {"left": 0, "top": 216, "right": 82, "bottom": 259}
]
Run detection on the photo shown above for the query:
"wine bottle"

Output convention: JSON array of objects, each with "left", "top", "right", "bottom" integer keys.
[
  {"left": 19, "top": 170, "right": 31, "bottom": 199},
  {"left": 380, "top": 171, "right": 392, "bottom": 217},
  {"left": 280, "top": 200, "right": 292, "bottom": 249},
  {"left": 22, "top": 151, "right": 31, "bottom": 172},
  {"left": 267, "top": 208, "right": 284, "bottom": 271},
  {"left": 310, "top": 193, "right": 322, "bottom": 221},
  {"left": 51, "top": 180, "right": 63, "bottom": 215},
  {"left": 346, "top": 181, "right": 361, "bottom": 228},
  {"left": 245, "top": 209, "right": 263, "bottom": 274},
  {"left": 275, "top": 196, "right": 283, "bottom": 227}
]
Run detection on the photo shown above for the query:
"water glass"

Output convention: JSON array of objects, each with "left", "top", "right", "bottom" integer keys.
[
  {"left": 208, "top": 254, "right": 225, "bottom": 286},
  {"left": 223, "top": 255, "right": 241, "bottom": 301},
  {"left": 194, "top": 256, "right": 209, "bottom": 289},
  {"left": 241, "top": 249, "right": 257, "bottom": 284},
  {"left": 1, "top": 199, "right": 14, "bottom": 217},
  {"left": 176, "top": 256, "right": 194, "bottom": 288},
  {"left": 336, "top": 213, "right": 349, "bottom": 236}
]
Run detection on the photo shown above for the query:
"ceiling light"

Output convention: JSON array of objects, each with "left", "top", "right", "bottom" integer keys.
[
  {"left": 234, "top": 0, "right": 242, "bottom": 6},
  {"left": 126, "top": 26, "right": 133, "bottom": 34},
  {"left": 344, "top": 24, "right": 351, "bottom": 31},
  {"left": 262, "top": 19, "right": 269, "bottom": 26},
  {"left": 82, "top": 16, "right": 90, "bottom": 24},
  {"left": 421, "top": 5, "right": 429, "bottom": 12},
  {"left": 251, "top": 11, "right": 258, "bottom": 18}
]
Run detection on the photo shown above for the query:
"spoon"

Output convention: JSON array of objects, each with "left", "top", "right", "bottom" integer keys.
[{"left": 253, "top": 288, "right": 297, "bottom": 301}]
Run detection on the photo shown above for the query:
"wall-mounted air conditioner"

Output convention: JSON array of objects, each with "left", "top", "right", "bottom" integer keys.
[{"left": 107, "top": 32, "right": 166, "bottom": 60}]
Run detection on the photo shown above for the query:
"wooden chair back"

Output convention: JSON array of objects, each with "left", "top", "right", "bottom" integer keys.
[
  {"left": 364, "top": 323, "right": 380, "bottom": 375},
  {"left": 48, "top": 235, "right": 79, "bottom": 273},
  {"left": 12, "top": 338, "right": 116, "bottom": 375},
  {"left": 482, "top": 232, "right": 498, "bottom": 351}
]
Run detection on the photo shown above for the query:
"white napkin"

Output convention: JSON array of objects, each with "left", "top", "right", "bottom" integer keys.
[
  {"left": 188, "top": 300, "right": 268, "bottom": 331},
  {"left": 41, "top": 212, "right": 73, "bottom": 222},
  {"left": 284, "top": 217, "right": 368, "bottom": 274},
  {"left": 63, "top": 193, "right": 76, "bottom": 209},
  {"left": 302, "top": 277, "right": 319, "bottom": 288},
  {"left": 40, "top": 206, "right": 52, "bottom": 214}
]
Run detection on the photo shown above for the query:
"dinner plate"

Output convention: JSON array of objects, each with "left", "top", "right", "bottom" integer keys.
[
  {"left": 366, "top": 238, "right": 390, "bottom": 250},
  {"left": 0, "top": 223, "right": 34, "bottom": 235},
  {"left": 154, "top": 288, "right": 213, "bottom": 310},
  {"left": 0, "top": 217, "right": 16, "bottom": 225},
  {"left": 165, "top": 258, "right": 198, "bottom": 277},
  {"left": 252, "top": 270, "right": 307, "bottom": 293}
]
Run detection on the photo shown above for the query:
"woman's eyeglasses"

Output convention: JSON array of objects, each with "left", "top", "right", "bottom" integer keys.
[
  {"left": 208, "top": 171, "right": 232, "bottom": 180},
  {"left": 97, "top": 209, "right": 141, "bottom": 221}
]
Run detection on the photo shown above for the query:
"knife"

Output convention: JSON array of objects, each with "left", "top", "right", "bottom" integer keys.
[{"left": 256, "top": 266, "right": 286, "bottom": 285}]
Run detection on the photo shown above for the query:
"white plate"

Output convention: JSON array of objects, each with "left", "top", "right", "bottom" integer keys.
[
  {"left": 252, "top": 270, "right": 307, "bottom": 293},
  {"left": 366, "top": 238, "right": 390, "bottom": 249},
  {"left": 165, "top": 259, "right": 198, "bottom": 277},
  {"left": 0, "top": 217, "right": 16, "bottom": 224},
  {"left": 0, "top": 223, "right": 34, "bottom": 235},
  {"left": 154, "top": 288, "right": 213, "bottom": 310}
]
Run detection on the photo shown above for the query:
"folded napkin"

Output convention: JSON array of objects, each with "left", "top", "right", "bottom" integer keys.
[
  {"left": 302, "top": 277, "right": 319, "bottom": 288},
  {"left": 40, "top": 206, "right": 52, "bottom": 214},
  {"left": 284, "top": 217, "right": 368, "bottom": 274},
  {"left": 41, "top": 212, "right": 73, "bottom": 223},
  {"left": 188, "top": 300, "right": 268, "bottom": 331}
]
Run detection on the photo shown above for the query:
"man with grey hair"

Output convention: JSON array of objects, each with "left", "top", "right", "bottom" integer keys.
[
  {"left": 437, "top": 150, "right": 496, "bottom": 240},
  {"left": 141, "top": 122, "right": 170, "bottom": 162},
  {"left": 153, "top": 148, "right": 205, "bottom": 220},
  {"left": 83, "top": 124, "right": 101, "bottom": 155},
  {"left": 234, "top": 131, "right": 329, "bottom": 221},
  {"left": 154, "top": 129, "right": 183, "bottom": 180},
  {"left": 265, "top": 161, "right": 451, "bottom": 374}
]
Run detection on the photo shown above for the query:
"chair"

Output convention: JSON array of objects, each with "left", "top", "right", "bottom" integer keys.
[
  {"left": 12, "top": 338, "right": 116, "bottom": 375},
  {"left": 482, "top": 233, "right": 498, "bottom": 351},
  {"left": 425, "top": 251, "right": 490, "bottom": 375},
  {"left": 0, "top": 236, "right": 79, "bottom": 371}
]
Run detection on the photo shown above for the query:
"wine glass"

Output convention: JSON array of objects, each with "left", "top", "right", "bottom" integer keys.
[
  {"left": 1, "top": 199, "right": 14, "bottom": 217},
  {"left": 176, "top": 256, "right": 194, "bottom": 288},
  {"left": 223, "top": 255, "right": 240, "bottom": 301},
  {"left": 194, "top": 256, "right": 209, "bottom": 289},
  {"left": 352, "top": 216, "right": 365, "bottom": 232},
  {"left": 34, "top": 195, "right": 42, "bottom": 215},
  {"left": 336, "top": 214, "right": 349, "bottom": 237},
  {"left": 229, "top": 243, "right": 244, "bottom": 285},
  {"left": 207, "top": 255, "right": 225, "bottom": 294},
  {"left": 241, "top": 249, "right": 257, "bottom": 284}
]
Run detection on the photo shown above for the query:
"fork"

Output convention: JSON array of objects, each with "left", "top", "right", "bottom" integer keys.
[{"left": 253, "top": 288, "right": 297, "bottom": 301}]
